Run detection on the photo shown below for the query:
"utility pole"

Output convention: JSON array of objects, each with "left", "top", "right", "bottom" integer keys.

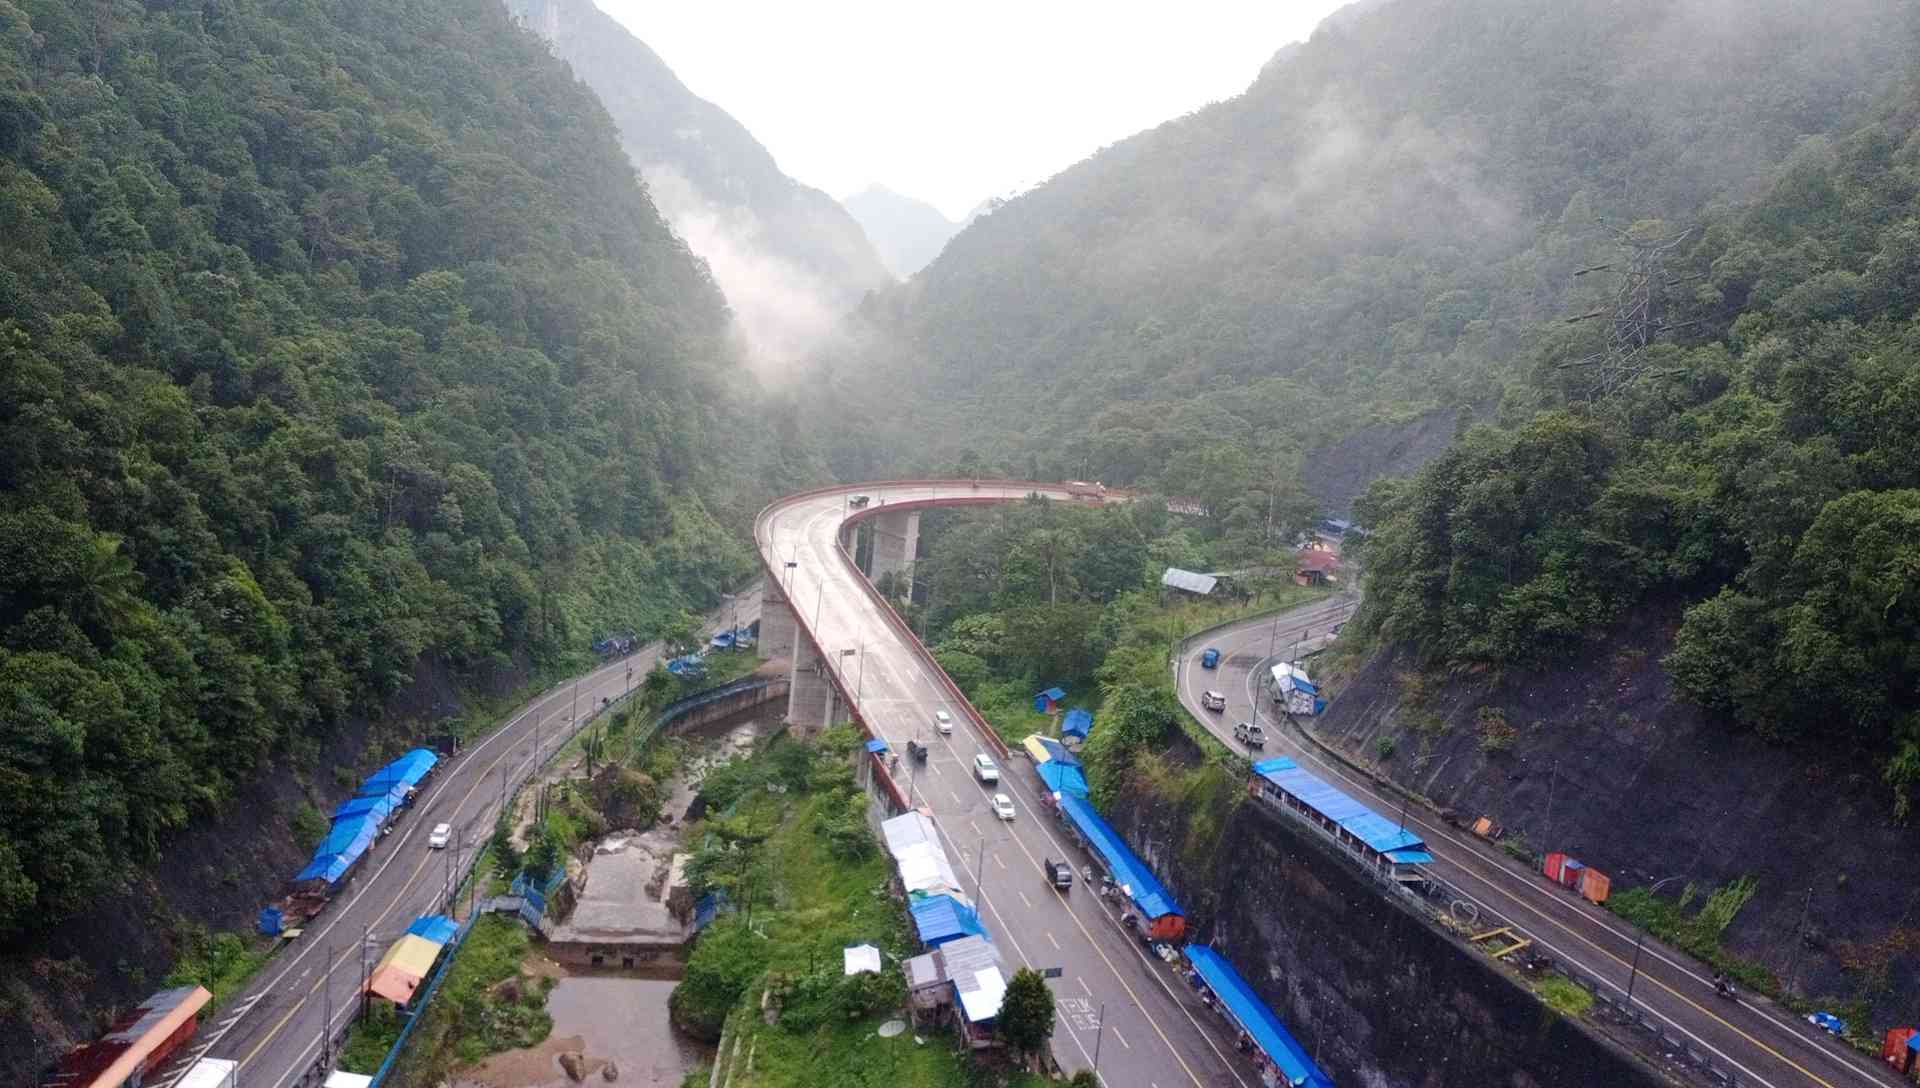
[
  {"left": 1625, "top": 928, "right": 1647, "bottom": 1006},
  {"left": 976, "top": 837, "right": 987, "bottom": 900},
  {"left": 1397, "top": 789, "right": 1411, "bottom": 833},
  {"left": 359, "top": 922, "right": 371, "bottom": 1016},
  {"left": 1542, "top": 759, "right": 1559, "bottom": 848},
  {"left": 1784, "top": 886, "right": 1814, "bottom": 997}
]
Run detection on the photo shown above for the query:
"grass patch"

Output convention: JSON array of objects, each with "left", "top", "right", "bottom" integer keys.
[
  {"left": 163, "top": 926, "right": 274, "bottom": 1010},
  {"left": 1536, "top": 976, "right": 1594, "bottom": 1017},
  {"left": 338, "top": 999, "right": 404, "bottom": 1074},
  {"left": 673, "top": 730, "right": 1007, "bottom": 1087},
  {"left": 1608, "top": 877, "right": 1779, "bottom": 994}
]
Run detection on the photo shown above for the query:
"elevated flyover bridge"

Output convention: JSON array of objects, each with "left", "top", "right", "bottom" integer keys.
[{"left": 755, "top": 480, "right": 1261, "bottom": 1088}]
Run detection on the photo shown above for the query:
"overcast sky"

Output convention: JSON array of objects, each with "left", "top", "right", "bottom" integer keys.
[{"left": 595, "top": 1, "right": 1352, "bottom": 221}]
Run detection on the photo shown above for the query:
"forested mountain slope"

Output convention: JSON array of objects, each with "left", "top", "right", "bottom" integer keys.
[
  {"left": 503, "top": 0, "right": 893, "bottom": 367},
  {"left": 817, "top": 0, "right": 1914, "bottom": 503},
  {"left": 1354, "top": 71, "right": 1920, "bottom": 809},
  {"left": 843, "top": 184, "right": 961, "bottom": 279},
  {"left": 0, "top": 0, "right": 765, "bottom": 948}
]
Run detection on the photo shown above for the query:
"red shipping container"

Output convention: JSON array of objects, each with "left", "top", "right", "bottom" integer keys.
[
  {"left": 1543, "top": 853, "right": 1568, "bottom": 884},
  {"left": 1560, "top": 859, "right": 1586, "bottom": 889},
  {"left": 1883, "top": 1027, "right": 1916, "bottom": 1070},
  {"left": 1579, "top": 867, "right": 1611, "bottom": 905}
]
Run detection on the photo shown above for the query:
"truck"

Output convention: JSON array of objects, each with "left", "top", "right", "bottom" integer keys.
[{"left": 1064, "top": 480, "right": 1107, "bottom": 502}]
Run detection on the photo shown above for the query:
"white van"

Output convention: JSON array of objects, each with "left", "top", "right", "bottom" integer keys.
[{"left": 1201, "top": 691, "right": 1227, "bottom": 712}]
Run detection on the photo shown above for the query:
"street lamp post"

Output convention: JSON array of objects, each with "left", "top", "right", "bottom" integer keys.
[{"left": 1626, "top": 875, "right": 1683, "bottom": 1006}]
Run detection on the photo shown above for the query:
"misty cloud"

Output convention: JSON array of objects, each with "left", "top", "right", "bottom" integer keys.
[{"left": 644, "top": 165, "right": 852, "bottom": 378}]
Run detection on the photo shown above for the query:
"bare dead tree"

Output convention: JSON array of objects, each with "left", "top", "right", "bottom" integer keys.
[{"left": 1558, "top": 221, "right": 1703, "bottom": 401}]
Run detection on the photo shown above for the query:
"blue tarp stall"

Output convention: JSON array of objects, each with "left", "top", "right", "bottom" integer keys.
[
  {"left": 865, "top": 738, "right": 890, "bottom": 754},
  {"left": 356, "top": 749, "right": 438, "bottom": 798},
  {"left": 295, "top": 814, "right": 379, "bottom": 885},
  {"left": 666, "top": 654, "right": 706, "bottom": 676},
  {"left": 406, "top": 915, "right": 460, "bottom": 945},
  {"left": 1250, "top": 757, "right": 1427, "bottom": 856},
  {"left": 1033, "top": 686, "right": 1067, "bottom": 712},
  {"left": 1031, "top": 735, "right": 1080, "bottom": 766},
  {"left": 709, "top": 630, "right": 735, "bottom": 650},
  {"left": 693, "top": 891, "right": 732, "bottom": 933},
  {"left": 1037, "top": 760, "right": 1090, "bottom": 799},
  {"left": 910, "top": 894, "right": 990, "bottom": 948},
  {"left": 333, "top": 792, "right": 399, "bottom": 823},
  {"left": 1058, "top": 795, "right": 1186, "bottom": 941},
  {"left": 1061, "top": 708, "right": 1094, "bottom": 740},
  {"left": 1184, "top": 945, "right": 1333, "bottom": 1088}
]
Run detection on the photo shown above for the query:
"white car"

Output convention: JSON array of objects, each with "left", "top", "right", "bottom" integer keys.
[
  {"left": 992, "top": 794, "right": 1016, "bottom": 821},
  {"left": 935, "top": 710, "right": 954, "bottom": 735},
  {"left": 973, "top": 754, "right": 1000, "bottom": 784},
  {"left": 428, "top": 822, "right": 451, "bottom": 849}
]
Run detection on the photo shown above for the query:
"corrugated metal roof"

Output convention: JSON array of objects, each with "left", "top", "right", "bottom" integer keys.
[
  {"left": 1160, "top": 567, "right": 1218, "bottom": 594},
  {"left": 1059, "top": 795, "right": 1183, "bottom": 921},
  {"left": 406, "top": 914, "right": 459, "bottom": 944},
  {"left": 910, "top": 895, "right": 989, "bottom": 947},
  {"left": 880, "top": 811, "right": 938, "bottom": 855},
  {"left": 53, "top": 986, "right": 211, "bottom": 1088},
  {"left": 1251, "top": 757, "right": 1427, "bottom": 855},
  {"left": 1184, "top": 946, "right": 1332, "bottom": 1088}
]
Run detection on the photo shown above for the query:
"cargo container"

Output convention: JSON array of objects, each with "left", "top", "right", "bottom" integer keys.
[
  {"left": 177, "top": 1057, "right": 238, "bottom": 1088},
  {"left": 1542, "top": 853, "right": 1570, "bottom": 885},
  {"left": 1560, "top": 859, "right": 1585, "bottom": 890},
  {"left": 1579, "top": 867, "right": 1611, "bottom": 905},
  {"left": 1882, "top": 1027, "right": 1917, "bottom": 1073}
]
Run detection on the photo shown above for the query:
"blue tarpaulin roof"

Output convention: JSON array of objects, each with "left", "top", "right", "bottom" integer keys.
[
  {"left": 356, "top": 749, "right": 437, "bottom": 798},
  {"left": 407, "top": 915, "right": 459, "bottom": 945},
  {"left": 1185, "top": 945, "right": 1333, "bottom": 1088},
  {"left": 1037, "top": 761, "right": 1090, "bottom": 798},
  {"left": 1062, "top": 708, "right": 1094, "bottom": 738},
  {"left": 865, "top": 738, "right": 890, "bottom": 753},
  {"left": 910, "top": 894, "right": 989, "bottom": 947},
  {"left": 1252, "top": 757, "right": 1427, "bottom": 856},
  {"left": 709, "top": 631, "right": 735, "bottom": 649},
  {"left": 296, "top": 815, "right": 378, "bottom": 884},
  {"left": 333, "top": 792, "right": 400, "bottom": 823},
  {"left": 1059, "top": 794, "right": 1183, "bottom": 921},
  {"left": 1037, "top": 687, "right": 1066, "bottom": 702},
  {"left": 1032, "top": 735, "right": 1081, "bottom": 766}
]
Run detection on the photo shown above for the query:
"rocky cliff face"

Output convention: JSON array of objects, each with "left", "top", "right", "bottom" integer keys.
[
  {"left": 1308, "top": 603, "right": 1918, "bottom": 1025},
  {"left": 1102, "top": 741, "right": 1660, "bottom": 1086}
]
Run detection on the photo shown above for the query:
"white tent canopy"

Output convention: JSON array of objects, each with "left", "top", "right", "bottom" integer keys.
[{"left": 843, "top": 944, "right": 882, "bottom": 976}]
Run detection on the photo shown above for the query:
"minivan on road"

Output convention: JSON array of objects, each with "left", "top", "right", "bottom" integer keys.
[{"left": 1201, "top": 690, "right": 1227, "bottom": 712}]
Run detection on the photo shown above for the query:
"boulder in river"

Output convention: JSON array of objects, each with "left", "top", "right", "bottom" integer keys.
[{"left": 559, "top": 1051, "right": 587, "bottom": 1082}]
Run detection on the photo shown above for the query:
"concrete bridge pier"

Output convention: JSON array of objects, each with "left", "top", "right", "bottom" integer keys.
[
  {"left": 787, "top": 634, "right": 836, "bottom": 734},
  {"left": 868, "top": 510, "right": 920, "bottom": 595},
  {"left": 760, "top": 582, "right": 797, "bottom": 661}
]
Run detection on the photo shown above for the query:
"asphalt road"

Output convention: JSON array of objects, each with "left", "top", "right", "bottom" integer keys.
[
  {"left": 758, "top": 482, "right": 1263, "bottom": 1088},
  {"left": 208, "top": 587, "right": 761, "bottom": 1088},
  {"left": 1178, "top": 602, "right": 1903, "bottom": 1088}
]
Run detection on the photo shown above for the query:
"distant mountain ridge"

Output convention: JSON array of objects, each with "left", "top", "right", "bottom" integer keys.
[
  {"left": 843, "top": 185, "right": 962, "bottom": 279},
  {"left": 505, "top": 0, "right": 893, "bottom": 365}
]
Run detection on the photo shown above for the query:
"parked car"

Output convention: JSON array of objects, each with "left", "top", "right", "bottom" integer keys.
[
  {"left": 1233, "top": 721, "right": 1267, "bottom": 747},
  {"left": 1201, "top": 690, "right": 1227, "bottom": 712},
  {"left": 934, "top": 710, "right": 954, "bottom": 735},
  {"left": 849, "top": 495, "right": 870, "bottom": 508},
  {"left": 428, "top": 823, "right": 451, "bottom": 849},
  {"left": 992, "top": 793, "right": 1016, "bottom": 820},
  {"left": 1200, "top": 647, "right": 1221, "bottom": 669},
  {"left": 1043, "top": 857, "right": 1074, "bottom": 890},
  {"left": 973, "top": 754, "right": 1000, "bottom": 783}
]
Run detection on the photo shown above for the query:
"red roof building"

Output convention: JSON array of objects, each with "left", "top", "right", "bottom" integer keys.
[
  {"left": 48, "top": 986, "right": 210, "bottom": 1088},
  {"left": 1294, "top": 549, "right": 1341, "bottom": 586}
]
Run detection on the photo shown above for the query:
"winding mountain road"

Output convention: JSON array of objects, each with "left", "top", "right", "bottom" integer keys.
[{"left": 1177, "top": 602, "right": 1902, "bottom": 1088}]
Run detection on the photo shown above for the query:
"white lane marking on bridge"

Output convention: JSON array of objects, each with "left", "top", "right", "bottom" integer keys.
[
  {"left": 1046, "top": 931, "right": 1060, "bottom": 950},
  {"left": 1114, "top": 1026, "right": 1131, "bottom": 1050},
  {"left": 1018, "top": 890, "right": 1033, "bottom": 908}
]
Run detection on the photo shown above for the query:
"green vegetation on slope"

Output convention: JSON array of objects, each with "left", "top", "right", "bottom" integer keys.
[
  {"left": 812, "top": 0, "right": 1914, "bottom": 507},
  {"left": 1353, "top": 79, "right": 1920, "bottom": 814},
  {"left": 0, "top": 0, "right": 763, "bottom": 938}
]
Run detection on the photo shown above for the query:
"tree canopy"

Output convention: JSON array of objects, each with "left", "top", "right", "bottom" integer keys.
[{"left": 0, "top": 0, "right": 768, "bottom": 937}]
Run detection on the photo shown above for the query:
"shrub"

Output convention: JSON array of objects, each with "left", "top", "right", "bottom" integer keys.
[
  {"left": 1375, "top": 735, "right": 1397, "bottom": 760},
  {"left": 1537, "top": 976, "right": 1593, "bottom": 1017},
  {"left": 290, "top": 803, "right": 328, "bottom": 850}
]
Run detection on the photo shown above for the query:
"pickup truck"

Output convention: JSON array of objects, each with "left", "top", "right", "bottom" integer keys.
[{"left": 1043, "top": 857, "right": 1074, "bottom": 890}]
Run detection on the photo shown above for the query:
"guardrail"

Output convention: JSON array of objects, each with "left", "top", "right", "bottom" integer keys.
[{"left": 751, "top": 481, "right": 1084, "bottom": 766}]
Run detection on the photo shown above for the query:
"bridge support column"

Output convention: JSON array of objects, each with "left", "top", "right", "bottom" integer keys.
[
  {"left": 760, "top": 582, "right": 797, "bottom": 661},
  {"left": 869, "top": 510, "right": 920, "bottom": 595},
  {"left": 787, "top": 634, "right": 835, "bottom": 734}
]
